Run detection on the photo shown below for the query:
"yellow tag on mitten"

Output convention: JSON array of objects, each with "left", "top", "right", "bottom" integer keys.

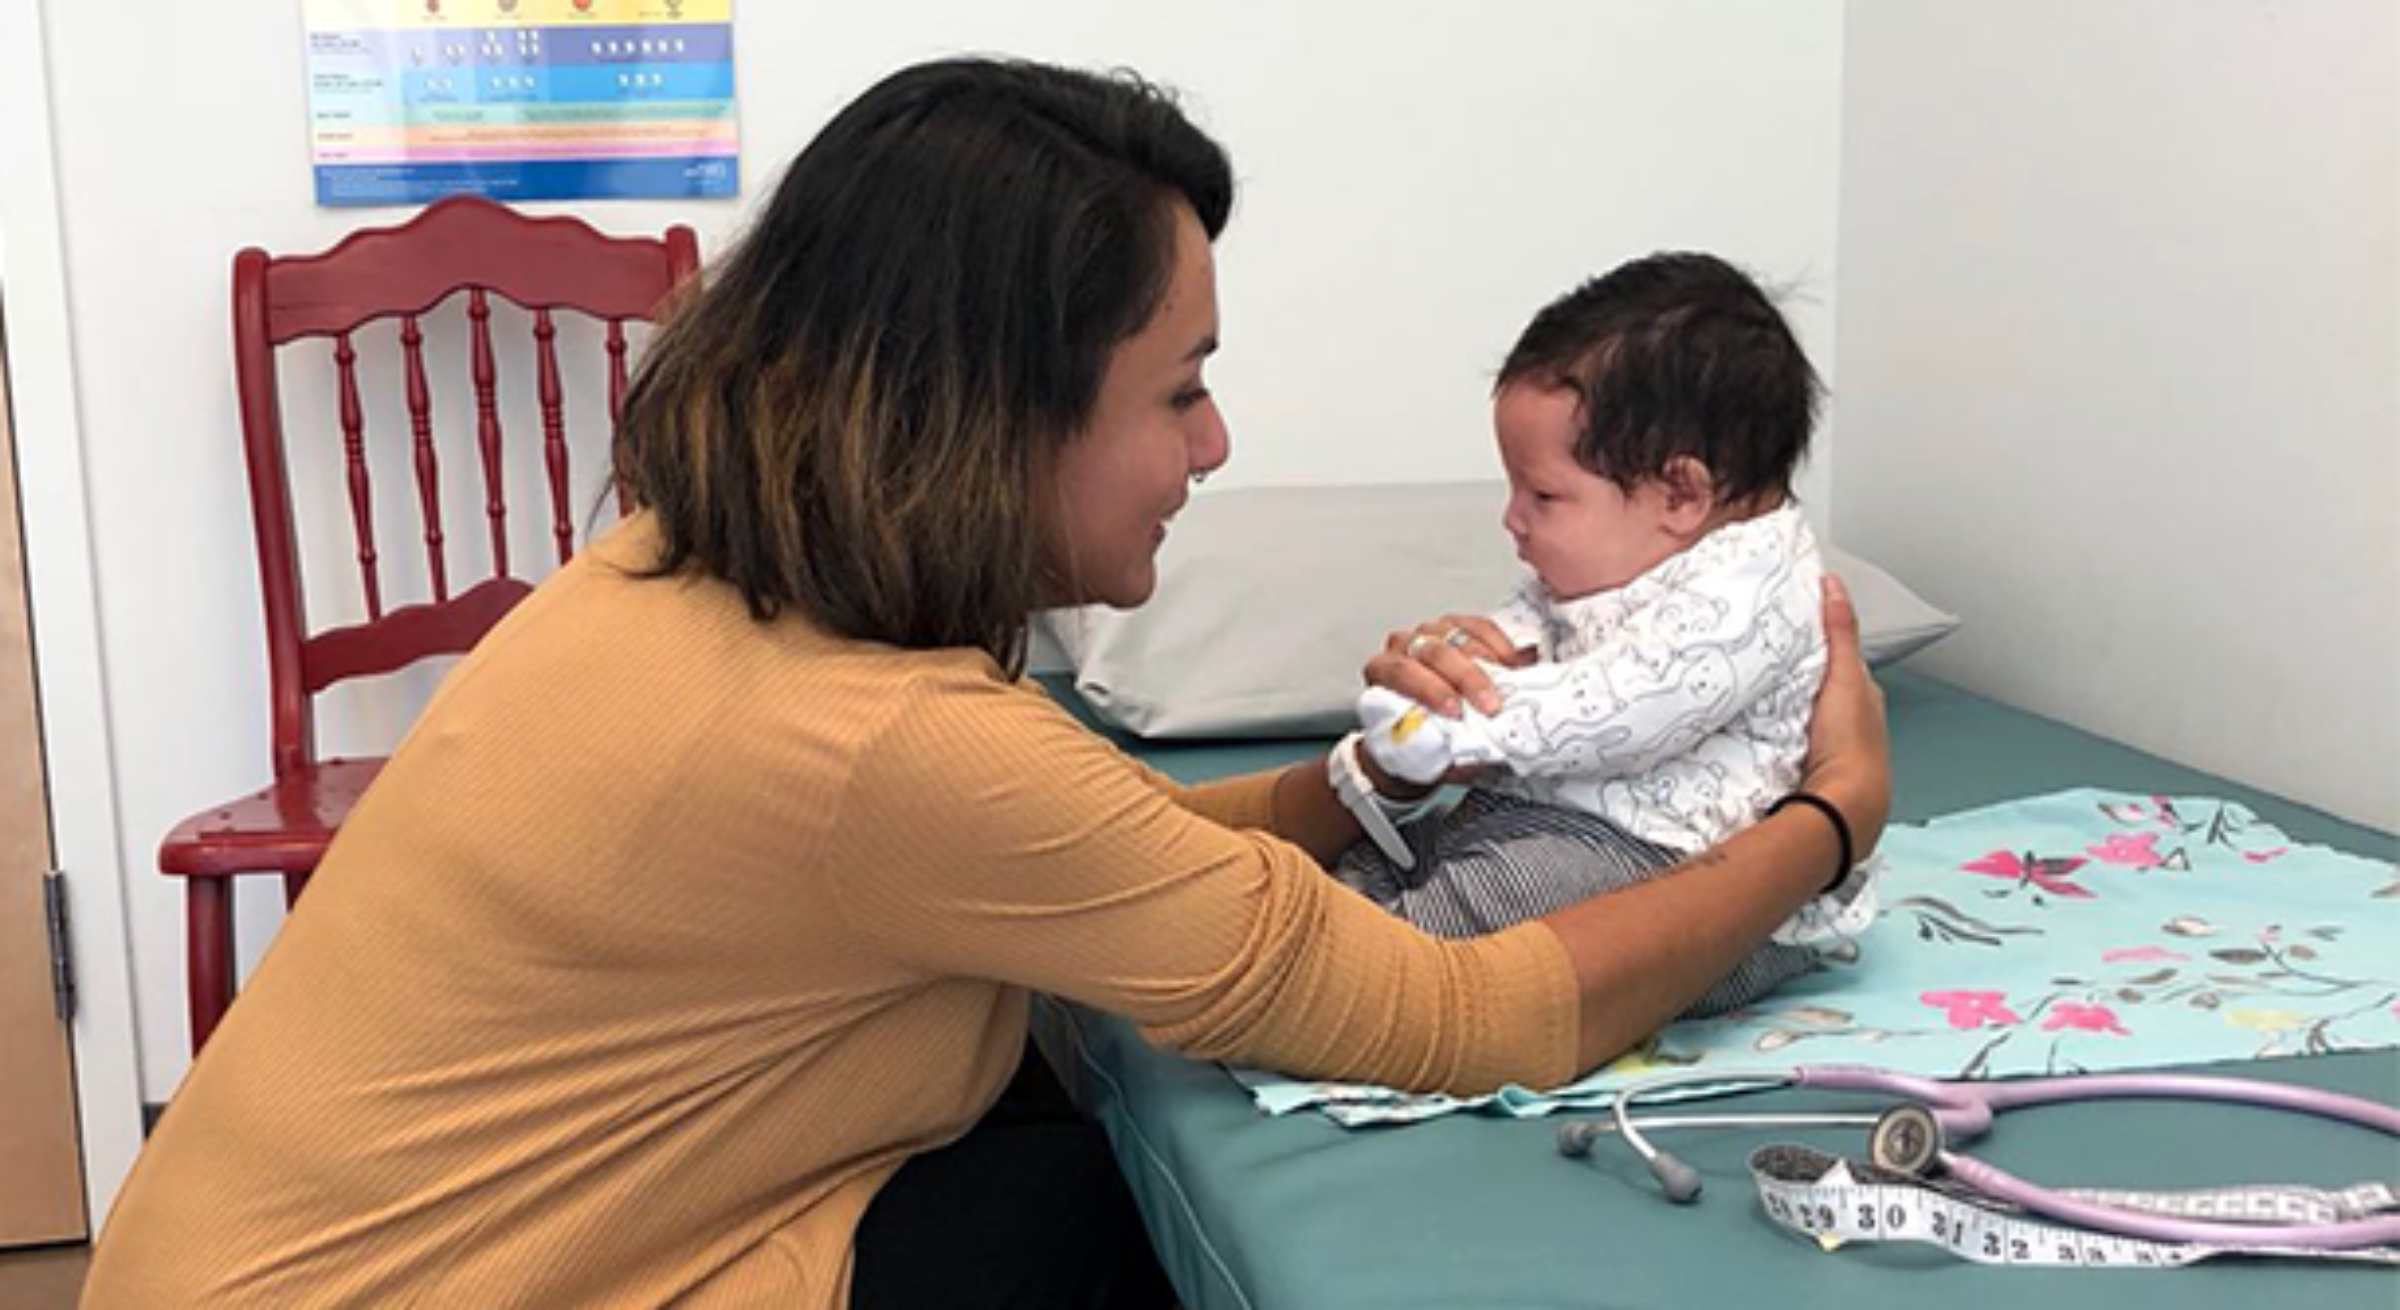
[{"left": 1389, "top": 707, "right": 1427, "bottom": 743}]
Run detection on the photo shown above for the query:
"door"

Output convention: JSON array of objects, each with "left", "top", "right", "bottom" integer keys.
[{"left": 0, "top": 305, "right": 88, "bottom": 1245}]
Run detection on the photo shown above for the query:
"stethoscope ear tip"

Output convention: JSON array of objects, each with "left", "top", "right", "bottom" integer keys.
[
  {"left": 1652, "top": 1155, "right": 1704, "bottom": 1204},
  {"left": 1557, "top": 1119, "right": 1704, "bottom": 1202}
]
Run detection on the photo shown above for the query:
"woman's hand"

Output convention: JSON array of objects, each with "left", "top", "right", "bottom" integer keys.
[
  {"left": 1799, "top": 574, "right": 1891, "bottom": 860},
  {"left": 1360, "top": 614, "right": 1528, "bottom": 719}
]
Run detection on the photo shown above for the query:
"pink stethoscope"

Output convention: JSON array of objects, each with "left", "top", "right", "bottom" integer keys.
[{"left": 1555, "top": 1064, "right": 2400, "bottom": 1250}]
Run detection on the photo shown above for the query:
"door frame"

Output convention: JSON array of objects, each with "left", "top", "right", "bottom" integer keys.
[{"left": 1, "top": 0, "right": 149, "bottom": 1225}]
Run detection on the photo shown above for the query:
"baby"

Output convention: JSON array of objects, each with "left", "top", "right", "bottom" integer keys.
[{"left": 1337, "top": 252, "right": 1872, "bottom": 1017}]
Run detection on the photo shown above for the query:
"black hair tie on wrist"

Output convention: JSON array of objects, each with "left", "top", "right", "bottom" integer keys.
[{"left": 1769, "top": 792, "right": 1853, "bottom": 894}]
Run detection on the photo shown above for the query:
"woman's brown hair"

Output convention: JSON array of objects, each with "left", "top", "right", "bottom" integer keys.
[{"left": 614, "top": 58, "right": 1234, "bottom": 672}]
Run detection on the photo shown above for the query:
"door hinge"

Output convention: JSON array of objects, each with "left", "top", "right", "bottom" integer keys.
[{"left": 42, "top": 870, "right": 75, "bottom": 1024}]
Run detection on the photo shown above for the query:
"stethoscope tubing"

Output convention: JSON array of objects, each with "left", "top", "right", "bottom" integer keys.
[
  {"left": 1594, "top": 1064, "right": 2400, "bottom": 1250},
  {"left": 1793, "top": 1063, "right": 2400, "bottom": 1140}
]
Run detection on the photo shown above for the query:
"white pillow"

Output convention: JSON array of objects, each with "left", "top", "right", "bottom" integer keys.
[
  {"left": 1820, "top": 543, "right": 1962, "bottom": 669},
  {"left": 1037, "top": 482, "right": 1956, "bottom": 739}
]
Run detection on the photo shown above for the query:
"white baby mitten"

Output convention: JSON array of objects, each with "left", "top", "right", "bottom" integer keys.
[{"left": 1355, "top": 686, "right": 1507, "bottom": 785}]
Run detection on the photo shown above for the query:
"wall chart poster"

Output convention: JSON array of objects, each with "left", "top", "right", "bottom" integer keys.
[{"left": 303, "top": 0, "right": 738, "bottom": 207}]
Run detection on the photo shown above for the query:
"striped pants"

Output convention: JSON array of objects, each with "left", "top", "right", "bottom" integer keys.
[{"left": 1334, "top": 790, "right": 1815, "bottom": 1019}]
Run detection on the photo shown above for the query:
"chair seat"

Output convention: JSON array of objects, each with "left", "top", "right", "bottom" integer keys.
[{"left": 157, "top": 757, "right": 386, "bottom": 877}]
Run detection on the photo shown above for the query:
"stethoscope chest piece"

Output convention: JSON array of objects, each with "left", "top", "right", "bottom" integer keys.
[{"left": 1868, "top": 1103, "right": 1943, "bottom": 1177}]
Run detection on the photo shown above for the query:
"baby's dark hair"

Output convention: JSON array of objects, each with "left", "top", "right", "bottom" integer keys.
[{"left": 1498, "top": 252, "right": 1821, "bottom": 506}]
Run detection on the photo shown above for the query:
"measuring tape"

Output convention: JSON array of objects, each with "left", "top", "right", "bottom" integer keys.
[{"left": 1748, "top": 1144, "right": 2400, "bottom": 1267}]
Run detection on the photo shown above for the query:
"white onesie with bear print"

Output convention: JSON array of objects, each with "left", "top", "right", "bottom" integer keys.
[
  {"left": 1362, "top": 504, "right": 1827, "bottom": 856},
  {"left": 1348, "top": 505, "right": 1878, "bottom": 977}
]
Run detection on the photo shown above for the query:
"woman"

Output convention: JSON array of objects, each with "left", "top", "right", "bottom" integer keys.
[{"left": 85, "top": 58, "right": 1886, "bottom": 1309}]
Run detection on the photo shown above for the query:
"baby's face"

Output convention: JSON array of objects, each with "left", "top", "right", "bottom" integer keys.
[{"left": 1493, "top": 382, "right": 1685, "bottom": 601}]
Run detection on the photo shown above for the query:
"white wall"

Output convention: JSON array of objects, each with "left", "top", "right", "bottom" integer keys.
[
  {"left": 1834, "top": 0, "right": 2398, "bottom": 831},
  {"left": 16, "top": 2, "right": 1844, "bottom": 1101}
]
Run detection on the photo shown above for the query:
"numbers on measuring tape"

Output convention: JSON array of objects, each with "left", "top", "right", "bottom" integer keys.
[{"left": 1747, "top": 1164, "right": 2400, "bottom": 1270}]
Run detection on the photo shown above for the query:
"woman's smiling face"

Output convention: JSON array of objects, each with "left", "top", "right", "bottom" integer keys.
[{"left": 1044, "top": 202, "right": 1229, "bottom": 608}]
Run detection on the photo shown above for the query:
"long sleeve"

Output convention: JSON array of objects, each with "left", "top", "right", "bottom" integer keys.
[
  {"left": 1471, "top": 549, "right": 1813, "bottom": 780},
  {"left": 1107, "top": 745, "right": 1284, "bottom": 832},
  {"left": 823, "top": 676, "right": 1579, "bottom": 1095},
  {"left": 1360, "top": 511, "right": 1823, "bottom": 797},
  {"left": 1487, "top": 577, "right": 1551, "bottom": 655},
  {"left": 82, "top": 516, "right": 1575, "bottom": 1310}
]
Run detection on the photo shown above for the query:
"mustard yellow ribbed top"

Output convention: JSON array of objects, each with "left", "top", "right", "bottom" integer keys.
[{"left": 84, "top": 515, "right": 1578, "bottom": 1309}]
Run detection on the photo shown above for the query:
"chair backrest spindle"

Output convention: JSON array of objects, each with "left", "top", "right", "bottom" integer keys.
[
  {"left": 607, "top": 320, "right": 633, "bottom": 515},
  {"left": 332, "top": 332, "right": 383, "bottom": 621},
  {"left": 468, "top": 290, "right": 509, "bottom": 579},
  {"left": 533, "top": 309, "right": 573, "bottom": 566},
  {"left": 400, "top": 314, "right": 449, "bottom": 603},
  {"left": 605, "top": 320, "right": 631, "bottom": 424}
]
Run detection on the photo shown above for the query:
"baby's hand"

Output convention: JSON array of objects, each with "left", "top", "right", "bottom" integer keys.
[{"left": 1356, "top": 686, "right": 1465, "bottom": 786}]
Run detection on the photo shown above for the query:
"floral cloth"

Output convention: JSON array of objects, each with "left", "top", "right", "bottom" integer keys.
[{"left": 1237, "top": 788, "right": 2400, "bottom": 1125}]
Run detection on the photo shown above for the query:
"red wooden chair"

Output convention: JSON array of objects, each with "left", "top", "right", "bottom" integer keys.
[{"left": 159, "top": 196, "right": 700, "bottom": 1053}]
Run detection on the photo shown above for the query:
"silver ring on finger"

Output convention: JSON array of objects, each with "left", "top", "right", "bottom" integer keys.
[
  {"left": 1404, "top": 633, "right": 1437, "bottom": 661},
  {"left": 1443, "top": 627, "right": 1474, "bottom": 650}
]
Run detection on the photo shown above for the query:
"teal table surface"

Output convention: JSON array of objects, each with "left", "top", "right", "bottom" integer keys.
[{"left": 1036, "top": 669, "right": 2400, "bottom": 1309}]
